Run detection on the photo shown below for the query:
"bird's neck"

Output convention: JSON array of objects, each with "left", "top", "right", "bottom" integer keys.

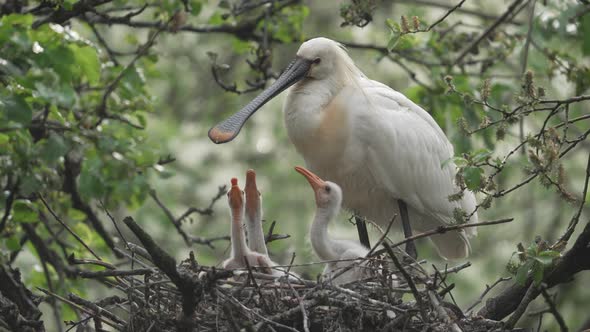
[
  {"left": 310, "top": 204, "right": 340, "bottom": 261},
  {"left": 245, "top": 205, "right": 268, "bottom": 256},
  {"left": 230, "top": 206, "right": 249, "bottom": 258}
]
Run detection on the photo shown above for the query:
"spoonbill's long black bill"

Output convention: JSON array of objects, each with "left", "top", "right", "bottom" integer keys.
[{"left": 208, "top": 57, "right": 312, "bottom": 144}]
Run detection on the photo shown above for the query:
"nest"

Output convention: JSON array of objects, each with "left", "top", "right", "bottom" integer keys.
[{"left": 36, "top": 216, "right": 528, "bottom": 332}]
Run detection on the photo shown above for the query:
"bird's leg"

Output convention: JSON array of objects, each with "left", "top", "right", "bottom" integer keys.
[
  {"left": 398, "top": 200, "right": 417, "bottom": 260},
  {"left": 354, "top": 214, "right": 371, "bottom": 249}
]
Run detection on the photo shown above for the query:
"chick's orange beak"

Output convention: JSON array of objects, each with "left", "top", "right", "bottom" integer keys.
[
  {"left": 228, "top": 178, "right": 243, "bottom": 208},
  {"left": 295, "top": 166, "right": 326, "bottom": 193}
]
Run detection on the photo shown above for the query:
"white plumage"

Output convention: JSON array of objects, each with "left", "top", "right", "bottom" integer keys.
[
  {"left": 285, "top": 38, "right": 477, "bottom": 259},
  {"left": 295, "top": 166, "right": 372, "bottom": 284}
]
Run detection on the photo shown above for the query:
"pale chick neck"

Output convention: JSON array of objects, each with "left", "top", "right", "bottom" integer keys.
[
  {"left": 245, "top": 200, "right": 268, "bottom": 256},
  {"left": 310, "top": 200, "right": 341, "bottom": 261},
  {"left": 230, "top": 204, "right": 250, "bottom": 259}
]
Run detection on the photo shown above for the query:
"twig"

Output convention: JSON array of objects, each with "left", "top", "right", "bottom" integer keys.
[
  {"left": 453, "top": 0, "right": 524, "bottom": 66},
  {"left": 427, "top": 290, "right": 462, "bottom": 332},
  {"left": 218, "top": 290, "right": 300, "bottom": 332},
  {"left": 95, "top": 17, "right": 170, "bottom": 127},
  {"left": 149, "top": 189, "right": 191, "bottom": 245},
  {"left": 383, "top": 242, "right": 427, "bottom": 321},
  {"left": 264, "top": 220, "right": 291, "bottom": 244},
  {"left": 39, "top": 195, "right": 102, "bottom": 261},
  {"left": 505, "top": 283, "right": 539, "bottom": 327},
  {"left": 78, "top": 268, "right": 154, "bottom": 278},
  {"left": 37, "top": 287, "right": 124, "bottom": 330},
  {"left": 556, "top": 152, "right": 590, "bottom": 244},
  {"left": 122, "top": 216, "right": 200, "bottom": 322},
  {"left": 0, "top": 182, "right": 15, "bottom": 233},
  {"left": 426, "top": 0, "right": 467, "bottom": 31},
  {"left": 367, "top": 215, "right": 396, "bottom": 257},
  {"left": 68, "top": 293, "right": 127, "bottom": 326},
  {"left": 286, "top": 278, "right": 310, "bottom": 332},
  {"left": 100, "top": 201, "right": 129, "bottom": 249},
  {"left": 393, "top": 0, "right": 525, "bottom": 25},
  {"left": 243, "top": 258, "right": 270, "bottom": 311},
  {"left": 520, "top": 0, "right": 536, "bottom": 74},
  {"left": 371, "top": 218, "right": 513, "bottom": 257},
  {"left": 176, "top": 185, "right": 227, "bottom": 224},
  {"left": 465, "top": 277, "right": 511, "bottom": 314},
  {"left": 540, "top": 286, "right": 568, "bottom": 332}
]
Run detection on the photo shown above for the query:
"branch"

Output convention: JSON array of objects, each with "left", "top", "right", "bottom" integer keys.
[
  {"left": 539, "top": 286, "right": 568, "bottom": 332},
  {"left": 39, "top": 195, "right": 102, "bottom": 261},
  {"left": 371, "top": 218, "right": 513, "bottom": 257},
  {"left": 479, "top": 219, "right": 590, "bottom": 320},
  {"left": 393, "top": 0, "right": 525, "bottom": 25},
  {"left": 556, "top": 152, "right": 590, "bottom": 244},
  {"left": 63, "top": 154, "right": 119, "bottom": 257},
  {"left": 505, "top": 283, "right": 539, "bottom": 327},
  {"left": 453, "top": 0, "right": 524, "bottom": 66},
  {"left": 383, "top": 242, "right": 428, "bottom": 322},
  {"left": 426, "top": 0, "right": 467, "bottom": 31},
  {"left": 32, "top": 0, "right": 112, "bottom": 28}
]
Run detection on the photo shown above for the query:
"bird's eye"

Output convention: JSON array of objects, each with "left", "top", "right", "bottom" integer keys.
[
  {"left": 313, "top": 58, "right": 321, "bottom": 64},
  {"left": 324, "top": 185, "right": 331, "bottom": 193}
]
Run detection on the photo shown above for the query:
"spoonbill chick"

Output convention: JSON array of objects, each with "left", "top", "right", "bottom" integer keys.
[
  {"left": 296, "top": 166, "right": 373, "bottom": 284},
  {"left": 244, "top": 169, "right": 268, "bottom": 256},
  {"left": 209, "top": 37, "right": 478, "bottom": 259},
  {"left": 223, "top": 178, "right": 272, "bottom": 274}
]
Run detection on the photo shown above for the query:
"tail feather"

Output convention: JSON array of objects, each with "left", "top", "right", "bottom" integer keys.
[{"left": 429, "top": 230, "right": 471, "bottom": 260}]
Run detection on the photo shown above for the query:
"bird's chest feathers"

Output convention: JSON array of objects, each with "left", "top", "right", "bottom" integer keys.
[{"left": 285, "top": 94, "right": 350, "bottom": 168}]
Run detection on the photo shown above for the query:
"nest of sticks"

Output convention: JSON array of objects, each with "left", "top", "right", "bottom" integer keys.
[{"left": 38, "top": 216, "right": 525, "bottom": 332}]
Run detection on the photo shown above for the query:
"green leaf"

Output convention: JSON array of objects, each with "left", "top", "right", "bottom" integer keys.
[
  {"left": 515, "top": 260, "right": 532, "bottom": 285},
  {"left": 395, "top": 34, "right": 416, "bottom": 51},
  {"left": 532, "top": 262, "right": 544, "bottom": 285},
  {"left": 387, "top": 33, "right": 400, "bottom": 52},
  {"left": 463, "top": 166, "right": 483, "bottom": 190},
  {"left": 5, "top": 236, "right": 21, "bottom": 251},
  {"left": 472, "top": 149, "right": 492, "bottom": 163},
  {"left": 0, "top": 133, "right": 9, "bottom": 146},
  {"left": 581, "top": 14, "right": 590, "bottom": 56},
  {"left": 538, "top": 250, "right": 561, "bottom": 258},
  {"left": 79, "top": 162, "right": 106, "bottom": 200},
  {"left": 0, "top": 94, "right": 32, "bottom": 125},
  {"left": 33, "top": 82, "right": 76, "bottom": 108},
  {"left": 20, "top": 175, "right": 42, "bottom": 196},
  {"left": 71, "top": 44, "right": 101, "bottom": 84},
  {"left": 12, "top": 201, "right": 38, "bottom": 223},
  {"left": 190, "top": 0, "right": 202, "bottom": 15},
  {"left": 232, "top": 38, "right": 252, "bottom": 54},
  {"left": 534, "top": 255, "right": 555, "bottom": 266},
  {"left": 442, "top": 156, "right": 467, "bottom": 169},
  {"left": 39, "top": 133, "right": 70, "bottom": 164},
  {"left": 68, "top": 208, "right": 87, "bottom": 222}
]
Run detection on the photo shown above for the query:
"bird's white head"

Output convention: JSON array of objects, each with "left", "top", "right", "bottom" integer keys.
[
  {"left": 208, "top": 37, "right": 360, "bottom": 144},
  {"left": 295, "top": 37, "right": 357, "bottom": 81},
  {"left": 295, "top": 166, "right": 342, "bottom": 209}
]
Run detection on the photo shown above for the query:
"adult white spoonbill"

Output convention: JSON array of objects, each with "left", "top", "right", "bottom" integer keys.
[
  {"left": 244, "top": 169, "right": 268, "bottom": 256},
  {"left": 222, "top": 178, "right": 273, "bottom": 273},
  {"left": 209, "top": 37, "right": 477, "bottom": 259},
  {"left": 295, "top": 166, "right": 373, "bottom": 284}
]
